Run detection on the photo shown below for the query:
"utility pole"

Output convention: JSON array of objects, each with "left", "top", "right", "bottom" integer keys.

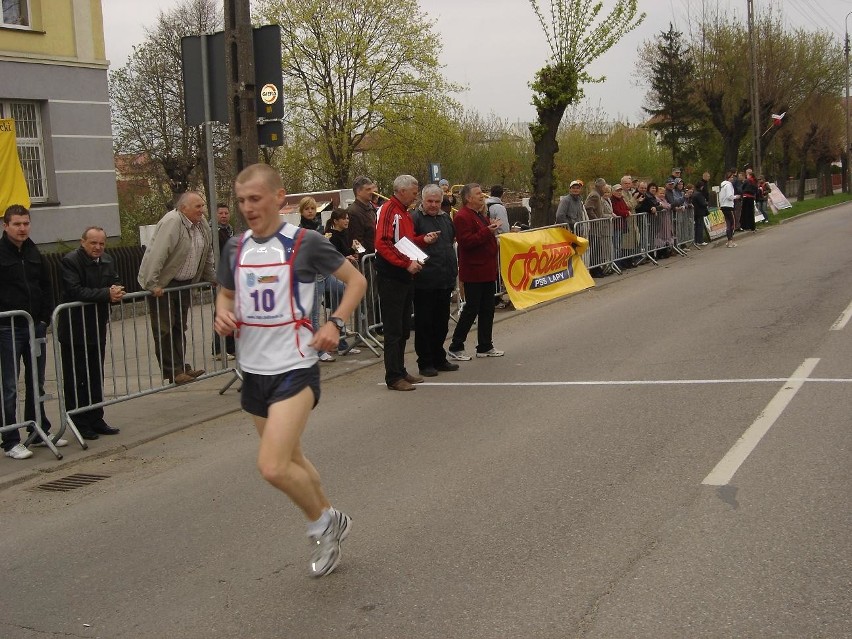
[
  {"left": 747, "top": 0, "right": 762, "bottom": 177},
  {"left": 224, "top": 0, "right": 258, "bottom": 174},
  {"left": 845, "top": 13, "right": 852, "bottom": 193}
]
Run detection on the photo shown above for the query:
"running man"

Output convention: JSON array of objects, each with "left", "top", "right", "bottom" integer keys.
[{"left": 214, "top": 164, "right": 366, "bottom": 577}]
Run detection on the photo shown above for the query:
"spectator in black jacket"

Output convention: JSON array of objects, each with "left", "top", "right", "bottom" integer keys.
[
  {"left": 411, "top": 184, "right": 460, "bottom": 377},
  {"left": 687, "top": 184, "right": 709, "bottom": 245},
  {"left": 58, "top": 227, "right": 125, "bottom": 440},
  {"left": 0, "top": 205, "right": 61, "bottom": 459},
  {"left": 212, "top": 204, "right": 235, "bottom": 360}
]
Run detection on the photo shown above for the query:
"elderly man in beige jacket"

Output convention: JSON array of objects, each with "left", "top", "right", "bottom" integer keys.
[{"left": 138, "top": 192, "right": 215, "bottom": 384}]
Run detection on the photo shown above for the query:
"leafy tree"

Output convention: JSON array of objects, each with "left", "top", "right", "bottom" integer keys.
[
  {"left": 685, "top": 6, "right": 843, "bottom": 172},
  {"left": 109, "top": 0, "right": 226, "bottom": 202},
  {"left": 527, "top": 0, "right": 644, "bottom": 227},
  {"left": 255, "top": 0, "right": 458, "bottom": 189},
  {"left": 639, "top": 24, "right": 702, "bottom": 167}
]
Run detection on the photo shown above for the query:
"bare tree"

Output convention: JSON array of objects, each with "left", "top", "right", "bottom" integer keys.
[{"left": 110, "top": 0, "right": 224, "bottom": 201}]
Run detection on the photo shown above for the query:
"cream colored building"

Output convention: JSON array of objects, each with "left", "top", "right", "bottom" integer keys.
[{"left": 0, "top": 0, "right": 118, "bottom": 244}]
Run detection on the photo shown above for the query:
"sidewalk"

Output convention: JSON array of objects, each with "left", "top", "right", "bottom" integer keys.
[{"left": 0, "top": 356, "right": 381, "bottom": 491}]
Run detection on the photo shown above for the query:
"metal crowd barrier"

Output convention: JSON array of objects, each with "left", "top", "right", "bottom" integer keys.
[
  {"left": 674, "top": 204, "right": 697, "bottom": 251},
  {"left": 0, "top": 310, "right": 60, "bottom": 458},
  {"left": 51, "top": 282, "right": 236, "bottom": 448},
  {"left": 569, "top": 218, "right": 619, "bottom": 275},
  {"left": 315, "top": 271, "right": 380, "bottom": 357}
]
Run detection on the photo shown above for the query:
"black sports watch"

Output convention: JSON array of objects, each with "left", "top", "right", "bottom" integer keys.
[{"left": 328, "top": 316, "right": 346, "bottom": 334}]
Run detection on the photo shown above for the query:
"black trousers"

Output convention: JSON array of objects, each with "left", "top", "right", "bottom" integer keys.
[
  {"left": 377, "top": 275, "right": 414, "bottom": 386},
  {"left": 413, "top": 287, "right": 453, "bottom": 370},
  {"left": 450, "top": 280, "right": 496, "bottom": 354},
  {"left": 741, "top": 198, "right": 756, "bottom": 231},
  {"left": 60, "top": 339, "right": 106, "bottom": 429}
]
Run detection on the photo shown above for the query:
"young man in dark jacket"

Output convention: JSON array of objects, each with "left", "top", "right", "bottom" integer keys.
[
  {"left": 57, "top": 226, "right": 125, "bottom": 440},
  {"left": 0, "top": 205, "right": 62, "bottom": 459},
  {"left": 411, "top": 184, "right": 459, "bottom": 377}
]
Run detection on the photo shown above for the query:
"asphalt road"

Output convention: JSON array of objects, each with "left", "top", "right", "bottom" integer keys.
[{"left": 1, "top": 205, "right": 850, "bottom": 638}]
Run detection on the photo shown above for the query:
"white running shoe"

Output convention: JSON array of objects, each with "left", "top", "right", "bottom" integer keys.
[
  {"left": 4, "top": 444, "right": 33, "bottom": 459},
  {"left": 318, "top": 352, "right": 336, "bottom": 362},
  {"left": 32, "top": 437, "right": 68, "bottom": 448},
  {"left": 447, "top": 350, "right": 472, "bottom": 361},
  {"left": 476, "top": 348, "right": 505, "bottom": 358},
  {"left": 309, "top": 509, "right": 352, "bottom": 578},
  {"left": 337, "top": 347, "right": 361, "bottom": 356}
]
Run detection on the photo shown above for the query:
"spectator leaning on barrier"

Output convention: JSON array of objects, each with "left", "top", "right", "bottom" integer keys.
[
  {"left": 484, "top": 184, "right": 510, "bottom": 235},
  {"left": 212, "top": 203, "right": 235, "bottom": 361},
  {"left": 688, "top": 183, "right": 709, "bottom": 246},
  {"left": 555, "top": 179, "right": 587, "bottom": 230},
  {"left": 411, "top": 184, "right": 460, "bottom": 378},
  {"left": 58, "top": 226, "right": 125, "bottom": 441},
  {"left": 584, "top": 178, "right": 616, "bottom": 277},
  {"left": 138, "top": 191, "right": 215, "bottom": 385},
  {"left": 448, "top": 183, "right": 504, "bottom": 360},
  {"left": 374, "top": 174, "right": 441, "bottom": 392},
  {"left": 346, "top": 176, "right": 378, "bottom": 256},
  {"left": 0, "top": 205, "right": 64, "bottom": 460},
  {"left": 214, "top": 163, "right": 366, "bottom": 578}
]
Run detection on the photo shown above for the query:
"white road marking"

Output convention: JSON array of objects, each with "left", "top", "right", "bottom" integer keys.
[
  {"left": 701, "top": 358, "right": 820, "bottom": 487},
  {"left": 830, "top": 298, "right": 852, "bottom": 330},
  {"left": 415, "top": 377, "right": 850, "bottom": 386}
]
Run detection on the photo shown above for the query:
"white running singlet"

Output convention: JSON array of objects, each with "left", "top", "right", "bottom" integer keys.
[{"left": 234, "top": 224, "right": 317, "bottom": 374}]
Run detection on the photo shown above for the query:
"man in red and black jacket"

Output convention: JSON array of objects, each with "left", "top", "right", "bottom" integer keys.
[
  {"left": 374, "top": 175, "right": 440, "bottom": 391},
  {"left": 447, "top": 183, "right": 505, "bottom": 360}
]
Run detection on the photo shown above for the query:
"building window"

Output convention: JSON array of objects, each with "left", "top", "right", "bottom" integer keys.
[
  {"left": 0, "top": 100, "right": 48, "bottom": 201},
  {"left": 1, "top": 0, "right": 29, "bottom": 27}
]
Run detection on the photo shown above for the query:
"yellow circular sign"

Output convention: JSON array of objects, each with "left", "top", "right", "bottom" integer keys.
[{"left": 260, "top": 83, "right": 279, "bottom": 105}]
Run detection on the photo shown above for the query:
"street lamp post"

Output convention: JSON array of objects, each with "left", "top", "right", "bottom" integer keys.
[{"left": 846, "top": 13, "right": 852, "bottom": 193}]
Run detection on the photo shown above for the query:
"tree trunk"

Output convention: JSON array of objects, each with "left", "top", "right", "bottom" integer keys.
[
  {"left": 841, "top": 152, "right": 848, "bottom": 194},
  {"left": 815, "top": 160, "right": 833, "bottom": 197},
  {"left": 529, "top": 106, "right": 566, "bottom": 228},
  {"left": 797, "top": 162, "right": 807, "bottom": 202}
]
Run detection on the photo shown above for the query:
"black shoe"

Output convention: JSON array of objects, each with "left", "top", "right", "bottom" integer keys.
[
  {"left": 418, "top": 367, "right": 439, "bottom": 377},
  {"left": 92, "top": 422, "right": 120, "bottom": 435},
  {"left": 435, "top": 361, "right": 459, "bottom": 372},
  {"left": 78, "top": 429, "right": 99, "bottom": 440}
]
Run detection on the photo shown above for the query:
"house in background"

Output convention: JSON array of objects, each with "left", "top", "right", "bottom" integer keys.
[{"left": 0, "top": 0, "right": 118, "bottom": 245}]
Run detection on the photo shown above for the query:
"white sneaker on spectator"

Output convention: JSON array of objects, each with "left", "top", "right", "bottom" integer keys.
[
  {"left": 318, "top": 352, "right": 336, "bottom": 362},
  {"left": 337, "top": 347, "right": 361, "bottom": 356},
  {"left": 448, "top": 350, "right": 472, "bottom": 361},
  {"left": 5, "top": 444, "right": 33, "bottom": 459},
  {"left": 476, "top": 348, "right": 505, "bottom": 358},
  {"left": 32, "top": 437, "right": 68, "bottom": 448}
]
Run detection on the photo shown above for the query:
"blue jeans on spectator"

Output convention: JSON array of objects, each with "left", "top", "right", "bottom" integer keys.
[
  {"left": 0, "top": 320, "right": 53, "bottom": 451},
  {"left": 312, "top": 276, "right": 350, "bottom": 354}
]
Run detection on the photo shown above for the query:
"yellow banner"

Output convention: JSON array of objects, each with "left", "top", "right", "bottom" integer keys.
[
  {"left": 0, "top": 119, "right": 31, "bottom": 212},
  {"left": 499, "top": 227, "right": 595, "bottom": 310}
]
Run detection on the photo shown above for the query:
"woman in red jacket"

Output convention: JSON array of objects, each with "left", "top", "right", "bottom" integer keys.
[{"left": 447, "top": 183, "right": 505, "bottom": 360}]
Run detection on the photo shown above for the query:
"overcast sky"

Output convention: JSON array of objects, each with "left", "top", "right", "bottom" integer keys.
[{"left": 102, "top": 0, "right": 851, "bottom": 125}]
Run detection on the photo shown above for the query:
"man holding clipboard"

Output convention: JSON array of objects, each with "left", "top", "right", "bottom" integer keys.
[{"left": 374, "top": 175, "right": 441, "bottom": 391}]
